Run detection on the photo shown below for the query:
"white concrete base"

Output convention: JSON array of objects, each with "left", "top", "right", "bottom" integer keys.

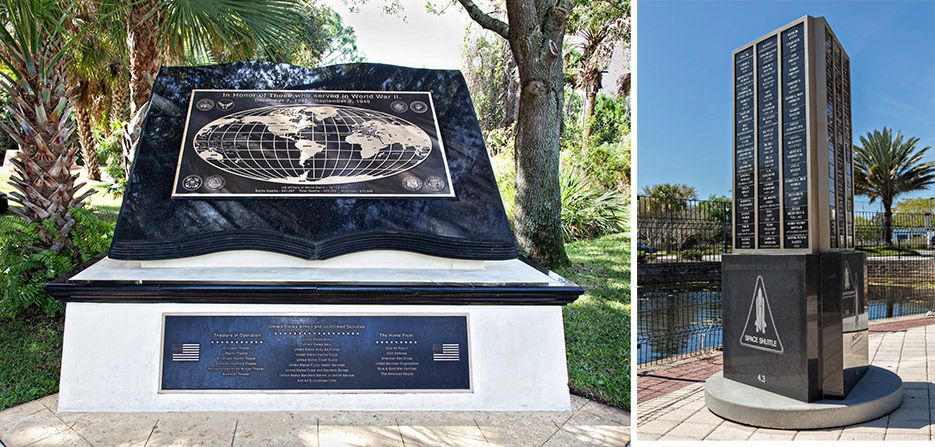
[
  {"left": 59, "top": 302, "right": 571, "bottom": 412},
  {"left": 705, "top": 366, "right": 903, "bottom": 429}
]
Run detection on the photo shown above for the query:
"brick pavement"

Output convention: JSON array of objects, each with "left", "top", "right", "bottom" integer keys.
[
  {"left": 637, "top": 315, "right": 935, "bottom": 405},
  {"left": 637, "top": 320, "right": 935, "bottom": 441}
]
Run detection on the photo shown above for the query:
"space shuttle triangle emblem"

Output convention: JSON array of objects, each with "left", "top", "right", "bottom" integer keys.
[{"left": 740, "top": 275, "right": 784, "bottom": 354}]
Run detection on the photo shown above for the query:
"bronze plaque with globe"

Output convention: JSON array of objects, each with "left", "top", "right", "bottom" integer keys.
[{"left": 173, "top": 89, "right": 454, "bottom": 197}]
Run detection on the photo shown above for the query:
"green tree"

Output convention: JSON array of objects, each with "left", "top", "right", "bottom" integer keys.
[
  {"left": 124, "top": 0, "right": 305, "bottom": 113},
  {"left": 854, "top": 127, "right": 935, "bottom": 246},
  {"left": 0, "top": 0, "right": 94, "bottom": 250},
  {"left": 461, "top": 19, "right": 518, "bottom": 134},
  {"left": 893, "top": 196, "right": 935, "bottom": 214},
  {"left": 640, "top": 183, "right": 697, "bottom": 214},
  {"left": 565, "top": 0, "right": 628, "bottom": 139},
  {"left": 455, "top": 0, "right": 575, "bottom": 267}
]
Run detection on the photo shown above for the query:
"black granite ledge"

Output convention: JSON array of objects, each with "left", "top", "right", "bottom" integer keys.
[
  {"left": 45, "top": 252, "right": 583, "bottom": 306},
  {"left": 44, "top": 282, "right": 582, "bottom": 306}
]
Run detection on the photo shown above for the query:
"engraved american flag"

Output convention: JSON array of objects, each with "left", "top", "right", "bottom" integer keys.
[
  {"left": 171, "top": 343, "right": 200, "bottom": 362},
  {"left": 433, "top": 343, "right": 460, "bottom": 361}
]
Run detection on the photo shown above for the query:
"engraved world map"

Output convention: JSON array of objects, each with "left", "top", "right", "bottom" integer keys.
[
  {"left": 173, "top": 90, "right": 454, "bottom": 197},
  {"left": 194, "top": 105, "right": 432, "bottom": 184}
]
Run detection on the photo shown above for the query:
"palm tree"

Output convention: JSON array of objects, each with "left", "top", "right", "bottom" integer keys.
[
  {"left": 0, "top": 0, "right": 94, "bottom": 253},
  {"left": 854, "top": 127, "right": 935, "bottom": 246},
  {"left": 566, "top": 0, "right": 629, "bottom": 140},
  {"left": 65, "top": 1, "right": 130, "bottom": 181},
  {"left": 125, "top": 0, "right": 304, "bottom": 113}
]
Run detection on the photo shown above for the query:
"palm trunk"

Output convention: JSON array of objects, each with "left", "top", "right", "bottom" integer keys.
[
  {"left": 884, "top": 200, "right": 893, "bottom": 247},
  {"left": 111, "top": 80, "right": 131, "bottom": 124},
  {"left": 582, "top": 87, "right": 597, "bottom": 141},
  {"left": 75, "top": 103, "right": 101, "bottom": 181},
  {"left": 127, "top": 2, "right": 161, "bottom": 113},
  {"left": 0, "top": 36, "right": 94, "bottom": 253}
]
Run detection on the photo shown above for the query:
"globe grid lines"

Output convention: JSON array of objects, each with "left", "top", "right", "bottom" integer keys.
[{"left": 191, "top": 104, "right": 433, "bottom": 186}]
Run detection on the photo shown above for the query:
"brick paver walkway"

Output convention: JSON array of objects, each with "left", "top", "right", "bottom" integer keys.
[
  {"left": 637, "top": 319, "right": 935, "bottom": 441},
  {"left": 637, "top": 315, "right": 935, "bottom": 405}
]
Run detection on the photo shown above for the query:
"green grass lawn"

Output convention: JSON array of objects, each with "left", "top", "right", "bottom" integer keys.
[
  {"left": 557, "top": 231, "right": 630, "bottom": 410},
  {"left": 0, "top": 168, "right": 120, "bottom": 411},
  {"left": 857, "top": 245, "right": 923, "bottom": 257},
  {"left": 0, "top": 312, "right": 64, "bottom": 410}
]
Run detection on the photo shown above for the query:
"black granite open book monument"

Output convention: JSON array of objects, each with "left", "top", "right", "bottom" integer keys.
[
  {"left": 703, "top": 16, "right": 902, "bottom": 429},
  {"left": 46, "top": 62, "right": 581, "bottom": 411},
  {"left": 108, "top": 62, "right": 516, "bottom": 261}
]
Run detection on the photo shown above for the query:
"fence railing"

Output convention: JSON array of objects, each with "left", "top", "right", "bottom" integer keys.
[
  {"left": 636, "top": 196, "right": 731, "bottom": 263},
  {"left": 638, "top": 196, "right": 935, "bottom": 366}
]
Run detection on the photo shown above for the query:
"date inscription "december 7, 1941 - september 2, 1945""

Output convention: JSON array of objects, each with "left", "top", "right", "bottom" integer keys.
[{"left": 160, "top": 315, "right": 470, "bottom": 392}]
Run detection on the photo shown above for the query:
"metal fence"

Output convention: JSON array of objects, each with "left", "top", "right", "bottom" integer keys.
[
  {"left": 636, "top": 196, "right": 731, "bottom": 262},
  {"left": 637, "top": 196, "right": 935, "bottom": 366}
]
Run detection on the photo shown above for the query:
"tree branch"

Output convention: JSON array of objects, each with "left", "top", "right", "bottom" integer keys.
[{"left": 456, "top": 0, "right": 509, "bottom": 40}]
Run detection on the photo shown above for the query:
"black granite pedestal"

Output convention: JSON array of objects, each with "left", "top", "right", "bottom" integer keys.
[{"left": 721, "top": 252, "right": 868, "bottom": 402}]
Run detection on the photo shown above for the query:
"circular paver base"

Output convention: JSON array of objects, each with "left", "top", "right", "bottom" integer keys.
[{"left": 705, "top": 366, "right": 902, "bottom": 429}]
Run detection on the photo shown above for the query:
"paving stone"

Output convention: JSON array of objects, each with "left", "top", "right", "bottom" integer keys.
[
  {"left": 636, "top": 418, "right": 680, "bottom": 437},
  {"left": 884, "top": 429, "right": 932, "bottom": 441},
  {"left": 317, "top": 413, "right": 402, "bottom": 447},
  {"left": 0, "top": 407, "right": 71, "bottom": 447},
  {"left": 651, "top": 405, "right": 700, "bottom": 423},
  {"left": 682, "top": 408, "right": 725, "bottom": 426},
  {"left": 22, "top": 429, "right": 90, "bottom": 447},
  {"left": 703, "top": 421, "right": 756, "bottom": 441},
  {"left": 56, "top": 412, "right": 158, "bottom": 447},
  {"left": 578, "top": 400, "right": 629, "bottom": 425},
  {"left": 900, "top": 389, "right": 931, "bottom": 409},
  {"left": 748, "top": 428, "right": 797, "bottom": 441},
  {"left": 541, "top": 423, "right": 628, "bottom": 447},
  {"left": 145, "top": 413, "right": 239, "bottom": 447},
  {"left": 396, "top": 413, "right": 488, "bottom": 447},
  {"left": 231, "top": 412, "right": 317, "bottom": 447},
  {"left": 34, "top": 396, "right": 58, "bottom": 414},
  {"left": 658, "top": 421, "right": 717, "bottom": 441},
  {"left": 474, "top": 412, "right": 560, "bottom": 447},
  {"left": 792, "top": 428, "right": 842, "bottom": 440},
  {"left": 887, "top": 405, "right": 931, "bottom": 423},
  {"left": 0, "top": 401, "right": 47, "bottom": 431},
  {"left": 839, "top": 427, "right": 886, "bottom": 441},
  {"left": 569, "top": 394, "right": 590, "bottom": 411}
]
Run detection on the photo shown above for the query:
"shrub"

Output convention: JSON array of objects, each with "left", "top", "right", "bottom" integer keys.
[
  {"left": 560, "top": 167, "right": 628, "bottom": 241},
  {"left": 637, "top": 250, "right": 656, "bottom": 263},
  {"left": 679, "top": 249, "right": 704, "bottom": 261},
  {"left": 93, "top": 122, "right": 127, "bottom": 197},
  {"left": 569, "top": 138, "right": 630, "bottom": 191},
  {"left": 488, "top": 138, "right": 516, "bottom": 219},
  {"left": 588, "top": 94, "right": 630, "bottom": 146},
  {"left": 483, "top": 123, "right": 514, "bottom": 157},
  {"left": 0, "top": 208, "right": 114, "bottom": 317}
]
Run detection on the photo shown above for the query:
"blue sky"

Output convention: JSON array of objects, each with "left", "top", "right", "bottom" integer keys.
[{"left": 636, "top": 0, "right": 935, "bottom": 211}]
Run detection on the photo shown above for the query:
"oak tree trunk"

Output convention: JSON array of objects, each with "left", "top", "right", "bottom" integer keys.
[{"left": 505, "top": 0, "right": 570, "bottom": 267}]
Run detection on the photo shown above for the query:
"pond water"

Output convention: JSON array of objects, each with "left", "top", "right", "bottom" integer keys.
[{"left": 638, "top": 285, "right": 935, "bottom": 364}]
